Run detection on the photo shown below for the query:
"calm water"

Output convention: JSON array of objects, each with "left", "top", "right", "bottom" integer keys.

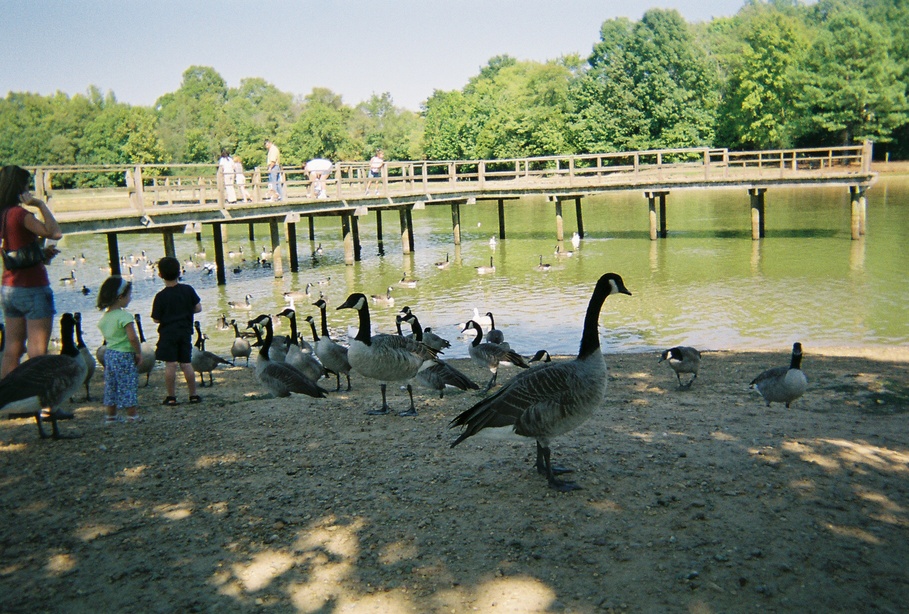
[{"left": 41, "top": 175, "right": 909, "bottom": 360}]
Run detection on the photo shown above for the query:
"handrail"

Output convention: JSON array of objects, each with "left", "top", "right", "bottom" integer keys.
[{"left": 27, "top": 144, "right": 873, "bottom": 223}]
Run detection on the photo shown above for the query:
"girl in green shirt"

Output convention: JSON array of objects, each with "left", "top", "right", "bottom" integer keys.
[{"left": 97, "top": 276, "right": 142, "bottom": 423}]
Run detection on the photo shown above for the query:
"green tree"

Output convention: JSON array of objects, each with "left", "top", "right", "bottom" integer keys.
[
  {"left": 155, "top": 66, "right": 229, "bottom": 162},
  {"left": 422, "top": 89, "right": 470, "bottom": 160},
  {"left": 794, "top": 7, "right": 908, "bottom": 145},
  {"left": 351, "top": 93, "right": 423, "bottom": 161},
  {"left": 716, "top": 7, "right": 808, "bottom": 148},
  {"left": 286, "top": 88, "right": 353, "bottom": 163}
]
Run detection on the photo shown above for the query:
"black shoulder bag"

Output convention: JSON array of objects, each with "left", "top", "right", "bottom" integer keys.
[{"left": 1, "top": 208, "right": 48, "bottom": 270}]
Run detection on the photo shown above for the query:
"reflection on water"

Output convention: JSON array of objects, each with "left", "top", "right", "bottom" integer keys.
[{"left": 37, "top": 177, "right": 909, "bottom": 358}]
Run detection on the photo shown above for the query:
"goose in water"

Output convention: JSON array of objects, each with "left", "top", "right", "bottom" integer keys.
[
  {"left": 450, "top": 272, "right": 632, "bottom": 491},
  {"left": 134, "top": 314, "right": 157, "bottom": 386},
  {"left": 0, "top": 313, "right": 86, "bottom": 439},
  {"left": 398, "top": 273, "right": 418, "bottom": 289},
  {"left": 554, "top": 244, "right": 573, "bottom": 258},
  {"left": 337, "top": 293, "right": 439, "bottom": 416},
  {"left": 73, "top": 312, "right": 96, "bottom": 401},
  {"left": 750, "top": 342, "right": 808, "bottom": 408},
  {"left": 275, "top": 308, "right": 324, "bottom": 382},
  {"left": 400, "top": 313, "right": 479, "bottom": 398},
  {"left": 371, "top": 286, "right": 395, "bottom": 307},
  {"left": 659, "top": 346, "right": 701, "bottom": 389},
  {"left": 60, "top": 269, "right": 76, "bottom": 284},
  {"left": 191, "top": 322, "right": 232, "bottom": 387},
  {"left": 461, "top": 320, "right": 529, "bottom": 392},
  {"left": 484, "top": 311, "right": 506, "bottom": 346},
  {"left": 435, "top": 253, "right": 450, "bottom": 270},
  {"left": 230, "top": 320, "right": 252, "bottom": 366},
  {"left": 475, "top": 257, "right": 495, "bottom": 275},
  {"left": 310, "top": 299, "right": 353, "bottom": 391},
  {"left": 247, "top": 314, "right": 326, "bottom": 399},
  {"left": 536, "top": 255, "right": 552, "bottom": 272},
  {"left": 228, "top": 294, "right": 253, "bottom": 311},
  {"left": 397, "top": 306, "right": 451, "bottom": 352}
]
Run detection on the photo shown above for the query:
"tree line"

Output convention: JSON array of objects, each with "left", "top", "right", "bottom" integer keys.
[{"left": 1, "top": 0, "right": 906, "bottom": 187}]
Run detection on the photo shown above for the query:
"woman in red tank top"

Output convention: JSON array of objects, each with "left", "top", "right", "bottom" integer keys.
[{"left": 0, "top": 165, "right": 63, "bottom": 378}]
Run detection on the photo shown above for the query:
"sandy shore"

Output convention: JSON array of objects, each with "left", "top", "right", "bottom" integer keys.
[{"left": 1, "top": 346, "right": 908, "bottom": 613}]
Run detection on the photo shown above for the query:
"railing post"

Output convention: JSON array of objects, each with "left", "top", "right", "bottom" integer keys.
[
  {"left": 422, "top": 162, "right": 428, "bottom": 192},
  {"left": 133, "top": 166, "right": 145, "bottom": 214},
  {"left": 216, "top": 167, "right": 225, "bottom": 207},
  {"left": 449, "top": 162, "right": 456, "bottom": 185},
  {"left": 479, "top": 161, "right": 486, "bottom": 190},
  {"left": 252, "top": 168, "right": 262, "bottom": 202},
  {"left": 568, "top": 157, "right": 575, "bottom": 187},
  {"left": 862, "top": 140, "right": 873, "bottom": 173}
]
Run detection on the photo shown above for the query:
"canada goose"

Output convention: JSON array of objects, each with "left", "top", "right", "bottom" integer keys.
[
  {"left": 96, "top": 341, "right": 107, "bottom": 367},
  {"left": 215, "top": 314, "right": 231, "bottom": 331},
  {"left": 60, "top": 270, "right": 76, "bottom": 284},
  {"left": 529, "top": 349, "right": 551, "bottom": 364},
  {"left": 81, "top": 285, "right": 90, "bottom": 295},
  {"left": 461, "top": 320, "right": 530, "bottom": 392},
  {"left": 554, "top": 244, "right": 574, "bottom": 258},
  {"left": 750, "top": 342, "right": 808, "bottom": 408},
  {"left": 247, "top": 314, "right": 326, "bottom": 399},
  {"left": 134, "top": 314, "right": 157, "bottom": 386},
  {"left": 191, "top": 322, "right": 232, "bottom": 387},
  {"left": 371, "top": 286, "right": 395, "bottom": 307},
  {"left": 484, "top": 311, "right": 506, "bottom": 346},
  {"left": 311, "top": 299, "right": 352, "bottom": 391},
  {"left": 230, "top": 320, "right": 252, "bottom": 366},
  {"left": 475, "top": 257, "right": 495, "bottom": 275},
  {"left": 275, "top": 308, "right": 324, "bottom": 382},
  {"left": 62, "top": 255, "right": 77, "bottom": 266},
  {"left": 400, "top": 313, "right": 479, "bottom": 398},
  {"left": 0, "top": 313, "right": 86, "bottom": 439},
  {"left": 284, "top": 284, "right": 313, "bottom": 303},
  {"left": 228, "top": 294, "right": 253, "bottom": 310},
  {"left": 536, "top": 255, "right": 552, "bottom": 271},
  {"left": 659, "top": 346, "right": 701, "bottom": 389},
  {"left": 397, "top": 306, "right": 451, "bottom": 352},
  {"left": 337, "top": 292, "right": 439, "bottom": 416},
  {"left": 450, "top": 272, "right": 632, "bottom": 491},
  {"left": 313, "top": 243, "right": 324, "bottom": 257},
  {"left": 398, "top": 274, "right": 418, "bottom": 289},
  {"left": 435, "top": 253, "right": 450, "bottom": 270},
  {"left": 73, "top": 313, "right": 96, "bottom": 401}
]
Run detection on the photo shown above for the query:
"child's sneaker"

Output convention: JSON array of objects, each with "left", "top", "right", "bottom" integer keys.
[{"left": 102, "top": 415, "right": 125, "bottom": 425}]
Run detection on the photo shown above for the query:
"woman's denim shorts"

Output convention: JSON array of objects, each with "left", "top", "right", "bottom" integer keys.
[{"left": 1, "top": 285, "right": 56, "bottom": 320}]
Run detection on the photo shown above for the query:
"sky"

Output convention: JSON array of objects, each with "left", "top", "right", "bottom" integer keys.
[{"left": 4, "top": 0, "right": 749, "bottom": 112}]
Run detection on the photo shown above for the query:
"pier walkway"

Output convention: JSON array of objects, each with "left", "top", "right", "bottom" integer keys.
[{"left": 27, "top": 144, "right": 876, "bottom": 284}]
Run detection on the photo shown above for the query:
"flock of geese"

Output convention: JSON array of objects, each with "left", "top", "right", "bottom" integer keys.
[{"left": 0, "top": 270, "right": 810, "bottom": 492}]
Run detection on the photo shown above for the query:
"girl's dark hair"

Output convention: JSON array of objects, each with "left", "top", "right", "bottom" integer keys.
[
  {"left": 97, "top": 276, "right": 131, "bottom": 310},
  {"left": 221, "top": 148, "right": 229, "bottom": 159},
  {"left": 0, "top": 165, "right": 32, "bottom": 211}
]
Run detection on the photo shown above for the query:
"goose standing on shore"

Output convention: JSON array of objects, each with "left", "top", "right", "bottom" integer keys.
[
  {"left": 0, "top": 313, "right": 86, "bottom": 439},
  {"left": 337, "top": 293, "right": 438, "bottom": 416},
  {"left": 230, "top": 320, "right": 252, "bottom": 366},
  {"left": 276, "top": 308, "right": 324, "bottom": 382},
  {"left": 311, "top": 299, "right": 353, "bottom": 391},
  {"left": 450, "top": 273, "right": 631, "bottom": 491},
  {"left": 73, "top": 312, "right": 96, "bottom": 401},
  {"left": 659, "top": 346, "right": 701, "bottom": 389},
  {"left": 191, "top": 322, "right": 232, "bottom": 387},
  {"left": 750, "top": 342, "right": 808, "bottom": 408},
  {"left": 247, "top": 314, "right": 326, "bottom": 399},
  {"left": 461, "top": 320, "right": 529, "bottom": 392},
  {"left": 400, "top": 313, "right": 479, "bottom": 398},
  {"left": 134, "top": 314, "right": 157, "bottom": 386}
]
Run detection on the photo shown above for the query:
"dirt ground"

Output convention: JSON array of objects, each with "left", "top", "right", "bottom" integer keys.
[{"left": 1, "top": 346, "right": 908, "bottom": 613}]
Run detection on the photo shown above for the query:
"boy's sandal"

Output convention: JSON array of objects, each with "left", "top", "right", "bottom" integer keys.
[
  {"left": 127, "top": 415, "right": 144, "bottom": 423},
  {"left": 189, "top": 395, "right": 202, "bottom": 404},
  {"left": 162, "top": 396, "right": 179, "bottom": 406}
]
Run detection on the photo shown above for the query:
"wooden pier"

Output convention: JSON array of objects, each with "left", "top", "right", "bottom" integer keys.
[{"left": 27, "top": 143, "right": 876, "bottom": 285}]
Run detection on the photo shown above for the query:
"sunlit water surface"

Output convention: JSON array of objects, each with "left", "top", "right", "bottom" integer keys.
[{"left": 41, "top": 176, "right": 909, "bottom": 360}]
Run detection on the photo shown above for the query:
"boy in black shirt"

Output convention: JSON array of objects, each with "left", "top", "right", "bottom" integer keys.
[{"left": 151, "top": 257, "right": 202, "bottom": 405}]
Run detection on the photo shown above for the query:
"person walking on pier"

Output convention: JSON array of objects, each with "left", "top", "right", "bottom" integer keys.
[
  {"left": 365, "top": 149, "right": 384, "bottom": 195},
  {"left": 233, "top": 155, "right": 251, "bottom": 202},
  {"left": 0, "top": 165, "right": 63, "bottom": 379},
  {"left": 218, "top": 149, "right": 237, "bottom": 204},
  {"left": 264, "top": 139, "right": 285, "bottom": 201}
]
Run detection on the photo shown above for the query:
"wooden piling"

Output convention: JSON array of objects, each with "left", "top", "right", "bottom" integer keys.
[
  {"left": 554, "top": 199, "right": 564, "bottom": 242},
  {"left": 376, "top": 209, "right": 385, "bottom": 256},
  {"left": 106, "top": 233, "right": 121, "bottom": 275},
  {"left": 647, "top": 193, "right": 657, "bottom": 241},
  {"left": 575, "top": 197, "right": 585, "bottom": 239},
  {"left": 287, "top": 222, "right": 299, "bottom": 273},
  {"left": 352, "top": 215, "right": 362, "bottom": 261},
  {"left": 269, "top": 219, "right": 283, "bottom": 278},
  {"left": 342, "top": 214, "right": 354, "bottom": 265},
  {"left": 749, "top": 188, "right": 766, "bottom": 240},
  {"left": 497, "top": 198, "right": 506, "bottom": 239},
  {"left": 212, "top": 222, "right": 226, "bottom": 286},
  {"left": 451, "top": 203, "right": 461, "bottom": 245},
  {"left": 162, "top": 231, "right": 176, "bottom": 259},
  {"left": 850, "top": 186, "right": 863, "bottom": 240},
  {"left": 399, "top": 208, "right": 412, "bottom": 254}
]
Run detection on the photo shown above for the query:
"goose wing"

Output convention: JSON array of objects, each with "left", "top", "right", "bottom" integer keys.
[
  {"left": 0, "top": 355, "right": 86, "bottom": 410},
  {"left": 750, "top": 365, "right": 787, "bottom": 386},
  {"left": 259, "top": 361, "right": 326, "bottom": 398},
  {"left": 451, "top": 358, "right": 603, "bottom": 444}
]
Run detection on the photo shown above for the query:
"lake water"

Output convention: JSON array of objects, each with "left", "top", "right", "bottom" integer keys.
[{"left": 42, "top": 175, "right": 909, "bottom": 361}]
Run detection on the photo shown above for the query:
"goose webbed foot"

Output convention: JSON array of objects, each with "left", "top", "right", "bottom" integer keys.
[
  {"left": 537, "top": 442, "right": 580, "bottom": 491},
  {"left": 368, "top": 384, "right": 391, "bottom": 415},
  {"left": 397, "top": 408, "right": 418, "bottom": 417}
]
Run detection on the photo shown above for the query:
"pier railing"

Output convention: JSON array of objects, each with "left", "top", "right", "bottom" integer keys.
[{"left": 26, "top": 143, "right": 873, "bottom": 232}]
